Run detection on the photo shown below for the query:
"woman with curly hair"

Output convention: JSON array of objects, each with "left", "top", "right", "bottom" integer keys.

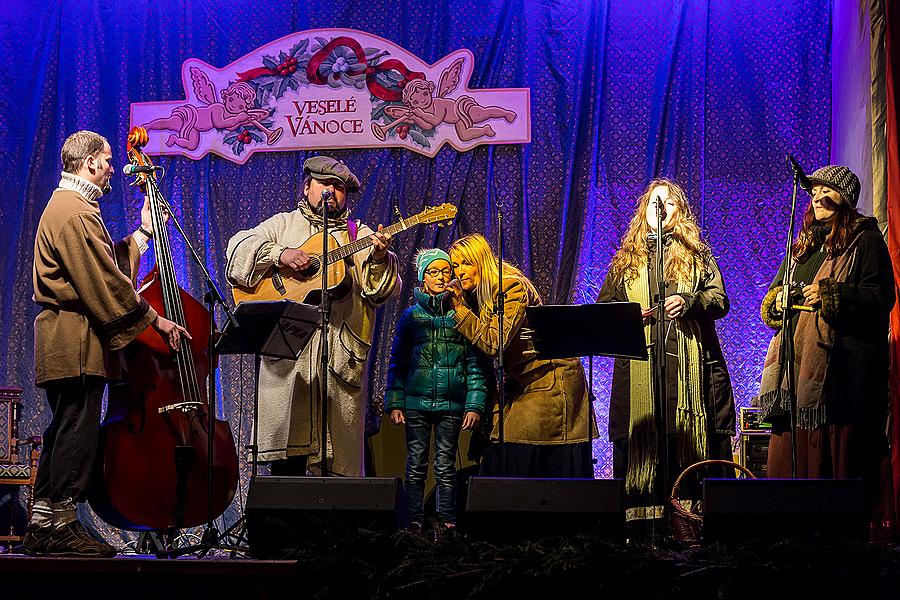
[
  {"left": 446, "top": 234, "right": 596, "bottom": 478},
  {"left": 597, "top": 179, "right": 735, "bottom": 533},
  {"left": 757, "top": 165, "right": 894, "bottom": 533}
]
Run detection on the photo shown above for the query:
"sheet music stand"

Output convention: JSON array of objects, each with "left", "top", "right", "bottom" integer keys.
[
  {"left": 525, "top": 302, "right": 647, "bottom": 362},
  {"left": 526, "top": 302, "right": 648, "bottom": 469},
  {"left": 212, "top": 300, "right": 318, "bottom": 553},
  {"left": 215, "top": 300, "right": 319, "bottom": 477}
]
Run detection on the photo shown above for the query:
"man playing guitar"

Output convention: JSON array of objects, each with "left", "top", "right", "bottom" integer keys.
[{"left": 225, "top": 156, "right": 399, "bottom": 477}]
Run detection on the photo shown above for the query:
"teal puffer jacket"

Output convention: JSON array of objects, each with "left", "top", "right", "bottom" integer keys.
[{"left": 385, "top": 288, "right": 489, "bottom": 414}]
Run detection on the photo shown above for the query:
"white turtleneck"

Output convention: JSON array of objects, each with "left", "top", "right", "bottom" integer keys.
[{"left": 56, "top": 171, "right": 149, "bottom": 255}]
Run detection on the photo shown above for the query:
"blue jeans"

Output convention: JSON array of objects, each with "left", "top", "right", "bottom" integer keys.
[{"left": 403, "top": 410, "right": 463, "bottom": 524}]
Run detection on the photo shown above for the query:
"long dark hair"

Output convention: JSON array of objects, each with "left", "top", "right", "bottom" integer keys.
[{"left": 792, "top": 196, "right": 862, "bottom": 260}]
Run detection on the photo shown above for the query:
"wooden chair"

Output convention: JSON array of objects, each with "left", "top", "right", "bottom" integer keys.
[{"left": 0, "top": 387, "right": 41, "bottom": 551}]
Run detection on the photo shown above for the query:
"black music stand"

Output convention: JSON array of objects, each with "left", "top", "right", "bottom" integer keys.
[
  {"left": 526, "top": 302, "right": 647, "bottom": 361},
  {"left": 213, "top": 300, "right": 318, "bottom": 552},
  {"left": 526, "top": 302, "right": 648, "bottom": 468},
  {"left": 216, "top": 300, "right": 319, "bottom": 475}
]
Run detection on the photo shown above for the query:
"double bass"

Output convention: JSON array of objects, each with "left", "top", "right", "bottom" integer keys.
[{"left": 90, "top": 128, "right": 239, "bottom": 531}]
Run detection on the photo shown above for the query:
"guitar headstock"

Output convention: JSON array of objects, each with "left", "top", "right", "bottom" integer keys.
[{"left": 417, "top": 203, "right": 458, "bottom": 226}]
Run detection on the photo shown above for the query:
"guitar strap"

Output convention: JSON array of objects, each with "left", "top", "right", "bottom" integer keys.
[{"left": 346, "top": 218, "right": 359, "bottom": 242}]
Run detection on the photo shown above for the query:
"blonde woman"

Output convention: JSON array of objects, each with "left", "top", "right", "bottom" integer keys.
[
  {"left": 446, "top": 234, "right": 596, "bottom": 477},
  {"left": 596, "top": 179, "right": 734, "bottom": 532}
]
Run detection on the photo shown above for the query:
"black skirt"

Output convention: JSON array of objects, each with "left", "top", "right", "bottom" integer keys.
[{"left": 479, "top": 442, "right": 594, "bottom": 478}]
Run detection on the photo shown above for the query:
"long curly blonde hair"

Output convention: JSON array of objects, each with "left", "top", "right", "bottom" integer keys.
[
  {"left": 448, "top": 234, "right": 540, "bottom": 313},
  {"left": 608, "top": 179, "right": 710, "bottom": 286}
]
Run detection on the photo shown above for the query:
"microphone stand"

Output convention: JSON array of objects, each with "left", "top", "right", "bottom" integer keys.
[
  {"left": 319, "top": 190, "right": 333, "bottom": 478},
  {"left": 496, "top": 207, "right": 506, "bottom": 474},
  {"left": 781, "top": 156, "right": 804, "bottom": 479},
  {"left": 652, "top": 198, "right": 670, "bottom": 515},
  {"left": 139, "top": 174, "right": 238, "bottom": 558}
]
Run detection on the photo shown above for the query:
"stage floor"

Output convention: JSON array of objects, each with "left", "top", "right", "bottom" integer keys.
[{"left": 0, "top": 553, "right": 297, "bottom": 598}]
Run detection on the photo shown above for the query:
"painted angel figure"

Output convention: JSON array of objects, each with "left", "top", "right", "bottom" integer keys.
[
  {"left": 374, "top": 58, "right": 517, "bottom": 142},
  {"left": 143, "top": 67, "right": 283, "bottom": 151}
]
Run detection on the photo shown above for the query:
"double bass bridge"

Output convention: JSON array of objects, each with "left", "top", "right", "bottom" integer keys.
[{"left": 157, "top": 401, "right": 204, "bottom": 414}]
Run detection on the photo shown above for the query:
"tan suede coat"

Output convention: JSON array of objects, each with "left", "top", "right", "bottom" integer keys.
[
  {"left": 454, "top": 278, "right": 595, "bottom": 444},
  {"left": 32, "top": 185, "right": 156, "bottom": 386}
]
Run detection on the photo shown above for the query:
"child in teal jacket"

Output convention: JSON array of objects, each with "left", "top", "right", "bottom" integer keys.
[{"left": 386, "top": 248, "right": 488, "bottom": 530}]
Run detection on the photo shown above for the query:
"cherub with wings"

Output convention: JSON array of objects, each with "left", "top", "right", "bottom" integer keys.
[
  {"left": 378, "top": 58, "right": 517, "bottom": 142},
  {"left": 143, "top": 67, "right": 283, "bottom": 151}
]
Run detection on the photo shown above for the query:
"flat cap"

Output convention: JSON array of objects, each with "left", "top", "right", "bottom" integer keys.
[{"left": 303, "top": 156, "right": 360, "bottom": 191}]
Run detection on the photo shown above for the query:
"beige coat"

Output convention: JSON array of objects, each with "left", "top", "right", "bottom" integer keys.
[
  {"left": 225, "top": 208, "right": 400, "bottom": 475},
  {"left": 32, "top": 183, "right": 156, "bottom": 386},
  {"left": 454, "top": 278, "right": 595, "bottom": 444}
]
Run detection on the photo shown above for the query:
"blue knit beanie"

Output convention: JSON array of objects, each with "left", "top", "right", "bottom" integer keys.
[{"left": 415, "top": 248, "right": 451, "bottom": 281}]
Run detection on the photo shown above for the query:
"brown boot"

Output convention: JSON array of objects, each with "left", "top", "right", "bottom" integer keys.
[
  {"left": 45, "top": 520, "right": 117, "bottom": 558},
  {"left": 19, "top": 523, "right": 54, "bottom": 556}
]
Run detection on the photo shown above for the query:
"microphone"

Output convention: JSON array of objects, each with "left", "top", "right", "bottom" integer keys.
[
  {"left": 654, "top": 195, "right": 666, "bottom": 224},
  {"left": 786, "top": 155, "right": 812, "bottom": 191},
  {"left": 123, "top": 164, "right": 163, "bottom": 175},
  {"left": 321, "top": 189, "right": 334, "bottom": 203}
]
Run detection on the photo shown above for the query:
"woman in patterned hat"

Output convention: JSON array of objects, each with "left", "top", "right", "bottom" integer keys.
[
  {"left": 758, "top": 165, "right": 895, "bottom": 533},
  {"left": 596, "top": 178, "right": 735, "bottom": 535}
]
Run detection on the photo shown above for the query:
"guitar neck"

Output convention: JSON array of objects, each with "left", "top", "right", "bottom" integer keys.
[{"left": 326, "top": 215, "right": 425, "bottom": 264}]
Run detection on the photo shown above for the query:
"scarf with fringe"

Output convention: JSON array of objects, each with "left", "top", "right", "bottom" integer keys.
[
  {"left": 624, "top": 261, "right": 706, "bottom": 494},
  {"left": 757, "top": 233, "right": 859, "bottom": 428}
]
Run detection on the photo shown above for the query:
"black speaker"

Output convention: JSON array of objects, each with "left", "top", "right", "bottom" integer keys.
[
  {"left": 245, "top": 476, "right": 404, "bottom": 558},
  {"left": 702, "top": 478, "right": 865, "bottom": 543},
  {"left": 464, "top": 477, "right": 624, "bottom": 541}
]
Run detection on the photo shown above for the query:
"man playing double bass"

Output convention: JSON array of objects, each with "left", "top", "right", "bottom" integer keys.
[
  {"left": 23, "top": 130, "right": 187, "bottom": 557},
  {"left": 225, "top": 156, "right": 400, "bottom": 477}
]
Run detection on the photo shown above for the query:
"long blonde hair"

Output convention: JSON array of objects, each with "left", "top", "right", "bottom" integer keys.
[
  {"left": 448, "top": 234, "right": 540, "bottom": 313},
  {"left": 609, "top": 179, "right": 710, "bottom": 286}
]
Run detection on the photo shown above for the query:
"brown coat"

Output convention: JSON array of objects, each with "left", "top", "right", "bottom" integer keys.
[
  {"left": 32, "top": 187, "right": 156, "bottom": 386},
  {"left": 454, "top": 278, "right": 595, "bottom": 444}
]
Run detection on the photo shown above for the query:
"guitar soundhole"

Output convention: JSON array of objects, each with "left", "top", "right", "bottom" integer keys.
[{"left": 297, "top": 256, "right": 321, "bottom": 279}]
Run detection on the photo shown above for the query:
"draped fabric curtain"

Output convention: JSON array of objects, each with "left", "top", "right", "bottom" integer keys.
[
  {"left": 883, "top": 0, "right": 900, "bottom": 534},
  {"left": 0, "top": 0, "right": 831, "bottom": 538}
]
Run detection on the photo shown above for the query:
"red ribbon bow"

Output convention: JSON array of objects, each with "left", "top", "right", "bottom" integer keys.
[{"left": 305, "top": 36, "right": 424, "bottom": 101}]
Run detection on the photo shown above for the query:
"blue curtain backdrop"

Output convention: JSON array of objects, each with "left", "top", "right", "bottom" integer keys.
[{"left": 0, "top": 0, "right": 830, "bottom": 535}]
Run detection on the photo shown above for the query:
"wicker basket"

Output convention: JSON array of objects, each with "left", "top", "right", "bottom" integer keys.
[{"left": 668, "top": 459, "right": 756, "bottom": 547}]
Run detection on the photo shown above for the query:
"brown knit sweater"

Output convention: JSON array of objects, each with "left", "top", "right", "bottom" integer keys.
[{"left": 32, "top": 179, "right": 156, "bottom": 386}]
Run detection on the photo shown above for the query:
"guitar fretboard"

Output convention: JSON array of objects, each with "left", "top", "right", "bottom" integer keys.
[{"left": 326, "top": 213, "right": 427, "bottom": 264}]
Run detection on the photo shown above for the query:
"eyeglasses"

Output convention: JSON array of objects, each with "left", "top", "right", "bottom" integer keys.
[{"left": 424, "top": 268, "right": 453, "bottom": 278}]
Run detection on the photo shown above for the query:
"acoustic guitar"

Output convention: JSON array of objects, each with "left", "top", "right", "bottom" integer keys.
[{"left": 231, "top": 203, "right": 458, "bottom": 305}]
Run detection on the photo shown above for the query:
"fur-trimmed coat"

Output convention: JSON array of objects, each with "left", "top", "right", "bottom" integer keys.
[{"left": 759, "top": 217, "right": 894, "bottom": 427}]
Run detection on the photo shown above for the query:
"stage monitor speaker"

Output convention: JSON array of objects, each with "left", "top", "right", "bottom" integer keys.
[
  {"left": 702, "top": 478, "right": 865, "bottom": 543},
  {"left": 464, "top": 477, "right": 624, "bottom": 541},
  {"left": 246, "top": 476, "right": 403, "bottom": 558}
]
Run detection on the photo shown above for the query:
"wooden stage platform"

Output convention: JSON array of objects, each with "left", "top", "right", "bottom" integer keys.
[{"left": 0, "top": 553, "right": 298, "bottom": 598}]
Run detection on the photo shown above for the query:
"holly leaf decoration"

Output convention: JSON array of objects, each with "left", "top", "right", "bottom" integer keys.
[
  {"left": 290, "top": 39, "right": 309, "bottom": 57},
  {"left": 408, "top": 129, "right": 430, "bottom": 148}
]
